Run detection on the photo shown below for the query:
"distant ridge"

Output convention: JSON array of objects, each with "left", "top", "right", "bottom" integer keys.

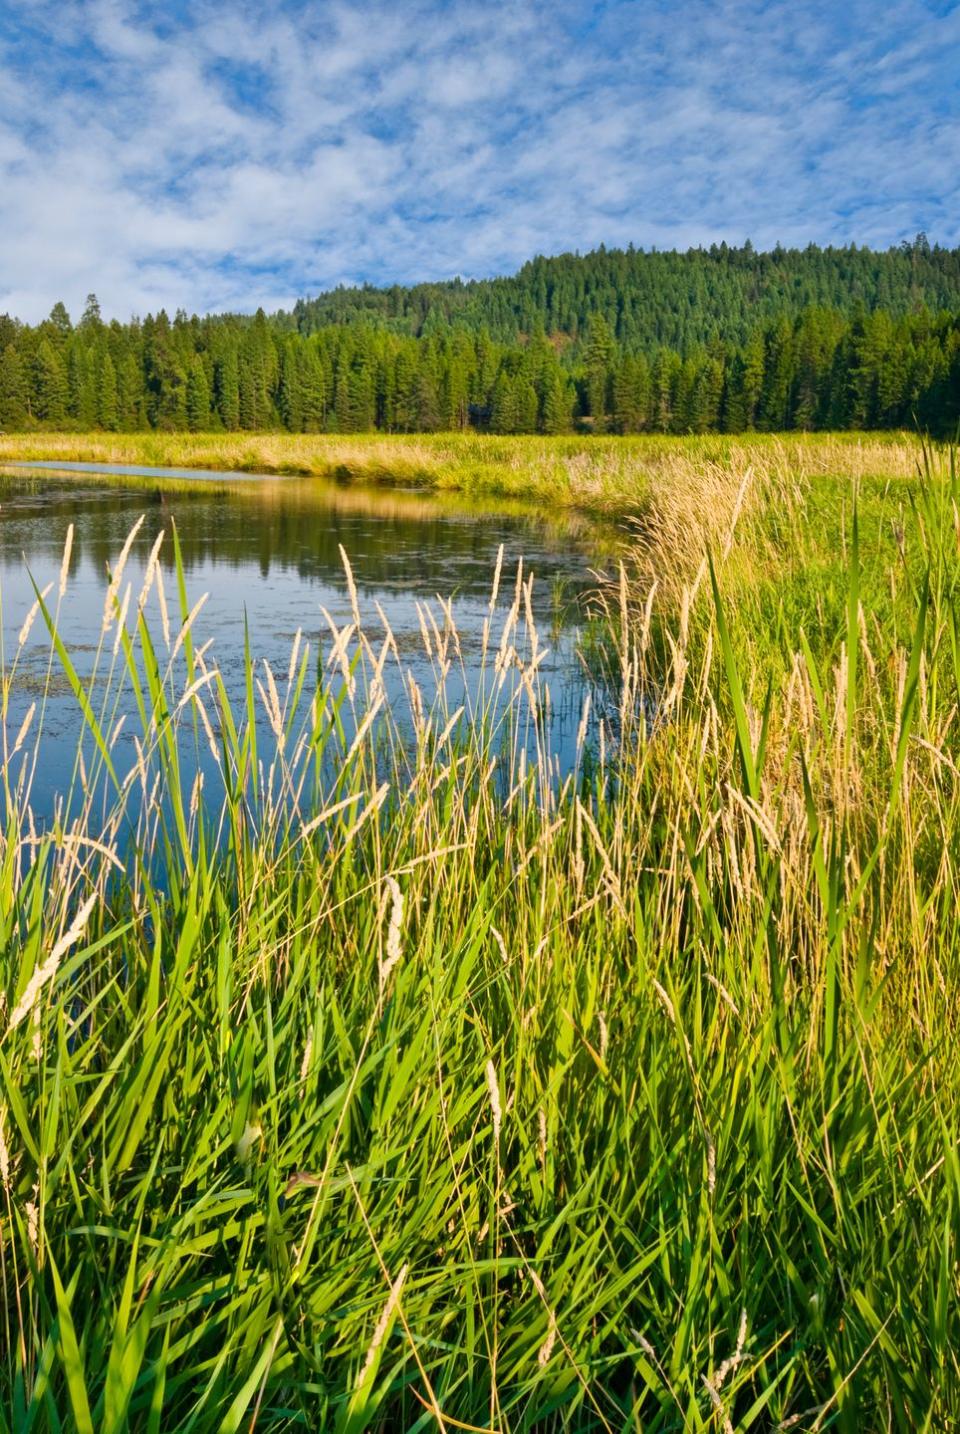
[{"left": 284, "top": 236, "right": 960, "bottom": 354}]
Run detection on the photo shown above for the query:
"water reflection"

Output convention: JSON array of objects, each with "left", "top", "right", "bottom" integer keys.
[{"left": 0, "top": 469, "right": 612, "bottom": 826}]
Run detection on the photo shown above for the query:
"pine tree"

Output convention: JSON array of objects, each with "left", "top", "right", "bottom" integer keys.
[
  {"left": 585, "top": 314, "right": 615, "bottom": 432},
  {"left": 347, "top": 362, "right": 375, "bottom": 431},
  {"left": 740, "top": 334, "right": 765, "bottom": 430},
  {"left": 821, "top": 338, "right": 853, "bottom": 429},
  {"left": 48, "top": 302, "right": 72, "bottom": 340},
  {"left": 67, "top": 344, "right": 97, "bottom": 427},
  {"left": 117, "top": 353, "right": 145, "bottom": 430},
  {"left": 144, "top": 312, "right": 188, "bottom": 429},
  {"left": 720, "top": 355, "right": 747, "bottom": 433},
  {"left": 392, "top": 346, "right": 417, "bottom": 431},
  {"left": 0, "top": 345, "right": 27, "bottom": 427},
  {"left": 186, "top": 356, "right": 211, "bottom": 431},
  {"left": 97, "top": 351, "right": 119, "bottom": 430},
  {"left": 238, "top": 342, "right": 268, "bottom": 429},
  {"left": 911, "top": 335, "right": 949, "bottom": 431},
  {"left": 474, "top": 328, "right": 499, "bottom": 397},
  {"left": 372, "top": 351, "right": 393, "bottom": 431},
  {"left": 612, "top": 354, "right": 650, "bottom": 433},
  {"left": 441, "top": 348, "right": 470, "bottom": 430},
  {"left": 216, "top": 350, "right": 240, "bottom": 429},
  {"left": 541, "top": 372, "right": 572, "bottom": 434},
  {"left": 414, "top": 343, "right": 441, "bottom": 430},
  {"left": 279, "top": 344, "right": 304, "bottom": 431},
  {"left": 80, "top": 294, "right": 103, "bottom": 332},
  {"left": 758, "top": 318, "right": 794, "bottom": 430},
  {"left": 517, "top": 379, "right": 539, "bottom": 433},
  {"left": 720, "top": 333, "right": 765, "bottom": 431},
  {"left": 332, "top": 365, "right": 350, "bottom": 433},
  {"left": 34, "top": 340, "right": 68, "bottom": 423},
  {"left": 301, "top": 346, "right": 326, "bottom": 431},
  {"left": 650, "top": 350, "right": 681, "bottom": 432},
  {"left": 791, "top": 319, "right": 823, "bottom": 431},
  {"left": 876, "top": 328, "right": 907, "bottom": 425},
  {"left": 678, "top": 352, "right": 723, "bottom": 433},
  {"left": 490, "top": 370, "right": 519, "bottom": 433}
]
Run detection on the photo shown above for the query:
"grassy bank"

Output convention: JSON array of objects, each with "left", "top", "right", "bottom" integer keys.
[
  {"left": 0, "top": 428, "right": 925, "bottom": 516},
  {"left": 1, "top": 437, "right": 960, "bottom": 1428}
]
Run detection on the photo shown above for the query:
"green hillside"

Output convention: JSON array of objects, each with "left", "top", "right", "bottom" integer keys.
[
  {"left": 287, "top": 235, "right": 960, "bottom": 350},
  {"left": 2, "top": 237, "right": 960, "bottom": 436}
]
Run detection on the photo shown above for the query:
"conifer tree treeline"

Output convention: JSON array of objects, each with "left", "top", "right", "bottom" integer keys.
[
  {"left": 1, "top": 239, "right": 959, "bottom": 436},
  {"left": 288, "top": 236, "right": 960, "bottom": 350}
]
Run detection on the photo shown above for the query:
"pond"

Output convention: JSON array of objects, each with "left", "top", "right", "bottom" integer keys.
[{"left": 0, "top": 463, "right": 617, "bottom": 830}]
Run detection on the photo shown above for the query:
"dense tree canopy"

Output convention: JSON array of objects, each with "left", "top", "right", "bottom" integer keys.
[
  {"left": 287, "top": 235, "right": 960, "bottom": 349},
  {"left": 2, "top": 240, "right": 959, "bottom": 435}
]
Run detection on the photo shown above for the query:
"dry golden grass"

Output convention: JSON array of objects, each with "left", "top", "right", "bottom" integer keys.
[{"left": 0, "top": 428, "right": 925, "bottom": 516}]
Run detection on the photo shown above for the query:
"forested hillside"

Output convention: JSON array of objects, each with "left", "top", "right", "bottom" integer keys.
[
  {"left": 1, "top": 239, "right": 959, "bottom": 435},
  {"left": 288, "top": 236, "right": 960, "bottom": 350}
]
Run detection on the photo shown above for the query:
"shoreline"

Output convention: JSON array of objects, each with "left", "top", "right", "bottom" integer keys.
[{"left": 0, "top": 427, "right": 926, "bottom": 518}]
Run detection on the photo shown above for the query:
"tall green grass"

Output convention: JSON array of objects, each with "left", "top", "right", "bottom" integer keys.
[{"left": 1, "top": 441, "right": 959, "bottom": 1429}]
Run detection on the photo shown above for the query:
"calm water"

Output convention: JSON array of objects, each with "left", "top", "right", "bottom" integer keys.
[{"left": 0, "top": 465, "right": 614, "bottom": 826}]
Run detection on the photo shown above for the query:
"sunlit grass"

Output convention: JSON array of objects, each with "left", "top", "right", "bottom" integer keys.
[
  {"left": 0, "top": 427, "right": 925, "bottom": 516},
  {"left": 1, "top": 435, "right": 959, "bottom": 1428}
]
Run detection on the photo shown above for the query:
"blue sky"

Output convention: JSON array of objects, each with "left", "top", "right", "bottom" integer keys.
[{"left": 1, "top": 0, "right": 958, "bottom": 321}]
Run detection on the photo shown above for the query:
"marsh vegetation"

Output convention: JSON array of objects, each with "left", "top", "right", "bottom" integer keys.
[
  {"left": 1, "top": 433, "right": 959, "bottom": 1428},
  {"left": 0, "top": 427, "right": 923, "bottom": 512}
]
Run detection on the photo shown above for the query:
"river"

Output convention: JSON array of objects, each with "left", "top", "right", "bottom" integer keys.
[{"left": 0, "top": 463, "right": 615, "bottom": 827}]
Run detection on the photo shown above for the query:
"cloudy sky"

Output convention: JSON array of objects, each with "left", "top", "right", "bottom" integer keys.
[{"left": 1, "top": 0, "right": 958, "bottom": 321}]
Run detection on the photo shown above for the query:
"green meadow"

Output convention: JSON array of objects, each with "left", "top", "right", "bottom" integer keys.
[{"left": 1, "top": 431, "right": 959, "bottom": 1430}]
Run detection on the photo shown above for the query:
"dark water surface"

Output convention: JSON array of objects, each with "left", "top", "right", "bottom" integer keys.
[{"left": 0, "top": 466, "right": 614, "bottom": 826}]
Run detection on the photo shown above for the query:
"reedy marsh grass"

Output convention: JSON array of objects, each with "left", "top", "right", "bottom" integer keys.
[
  {"left": 1, "top": 436, "right": 960, "bottom": 1429},
  {"left": 0, "top": 428, "right": 925, "bottom": 516}
]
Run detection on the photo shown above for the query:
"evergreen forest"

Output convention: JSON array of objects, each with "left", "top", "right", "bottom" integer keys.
[{"left": 2, "top": 237, "right": 960, "bottom": 435}]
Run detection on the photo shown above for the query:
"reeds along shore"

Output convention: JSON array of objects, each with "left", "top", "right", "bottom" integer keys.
[
  {"left": 1, "top": 438, "right": 959, "bottom": 1428},
  {"left": 0, "top": 427, "right": 927, "bottom": 513}
]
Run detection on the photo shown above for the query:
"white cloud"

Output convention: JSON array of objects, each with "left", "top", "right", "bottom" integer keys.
[{"left": 0, "top": 0, "right": 957, "bottom": 322}]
